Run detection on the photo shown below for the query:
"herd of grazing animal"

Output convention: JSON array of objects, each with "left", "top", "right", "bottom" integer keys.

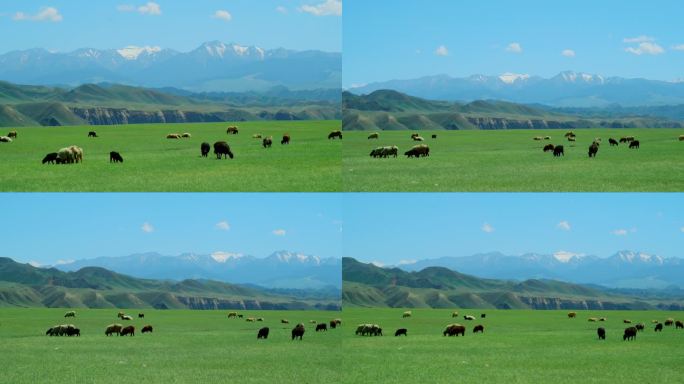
[
  {"left": 368, "top": 132, "right": 436, "bottom": 160},
  {"left": 538, "top": 132, "right": 650, "bottom": 159},
  {"left": 568, "top": 312, "right": 683, "bottom": 342},
  {"left": 224, "top": 311, "right": 340, "bottom": 341},
  {"left": 44, "top": 311, "right": 153, "bottom": 338}
]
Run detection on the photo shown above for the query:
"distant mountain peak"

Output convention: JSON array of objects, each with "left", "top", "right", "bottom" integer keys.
[
  {"left": 210, "top": 251, "right": 244, "bottom": 263},
  {"left": 554, "top": 70, "right": 605, "bottom": 84},
  {"left": 268, "top": 250, "right": 321, "bottom": 265},
  {"left": 498, "top": 72, "right": 530, "bottom": 84},
  {"left": 611, "top": 250, "right": 664, "bottom": 264},
  {"left": 117, "top": 45, "right": 162, "bottom": 60},
  {"left": 552, "top": 251, "right": 587, "bottom": 263}
]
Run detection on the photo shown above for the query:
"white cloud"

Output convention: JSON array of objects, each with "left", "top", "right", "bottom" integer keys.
[
  {"left": 216, "top": 221, "right": 230, "bottom": 231},
  {"left": 506, "top": 42, "right": 522, "bottom": 53},
  {"left": 623, "top": 35, "right": 655, "bottom": 43},
  {"left": 211, "top": 251, "right": 243, "bottom": 263},
  {"left": 272, "top": 229, "right": 286, "bottom": 236},
  {"left": 300, "top": 0, "right": 341, "bottom": 16},
  {"left": 625, "top": 42, "right": 664, "bottom": 55},
  {"left": 561, "top": 49, "right": 576, "bottom": 57},
  {"left": 370, "top": 260, "right": 385, "bottom": 267},
  {"left": 13, "top": 7, "right": 63, "bottom": 22},
  {"left": 672, "top": 44, "right": 684, "bottom": 51},
  {"left": 213, "top": 10, "right": 232, "bottom": 21},
  {"left": 611, "top": 228, "right": 636, "bottom": 236},
  {"left": 435, "top": 45, "right": 449, "bottom": 56},
  {"left": 276, "top": 6, "right": 288, "bottom": 14},
  {"left": 557, "top": 221, "right": 571, "bottom": 231},
  {"left": 141, "top": 222, "right": 154, "bottom": 233},
  {"left": 482, "top": 223, "right": 494, "bottom": 233},
  {"left": 118, "top": 2, "right": 161, "bottom": 15}
]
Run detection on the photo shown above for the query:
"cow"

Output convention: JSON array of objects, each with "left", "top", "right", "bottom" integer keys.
[
  {"left": 473, "top": 325, "right": 484, "bottom": 333},
  {"left": 281, "top": 134, "right": 290, "bottom": 145},
  {"left": 629, "top": 140, "right": 640, "bottom": 149},
  {"left": 655, "top": 323, "right": 664, "bottom": 332},
  {"left": 109, "top": 151, "right": 124, "bottom": 163},
  {"left": 257, "top": 327, "right": 269, "bottom": 339},
  {"left": 141, "top": 325, "right": 153, "bottom": 333},
  {"left": 263, "top": 137, "right": 273, "bottom": 148},
  {"left": 588, "top": 143, "right": 599, "bottom": 158},
  {"left": 609, "top": 138, "right": 618, "bottom": 146},
  {"left": 443, "top": 324, "right": 466, "bottom": 337},
  {"left": 367, "top": 132, "right": 379, "bottom": 139},
  {"left": 623, "top": 326, "right": 637, "bottom": 341},
  {"left": 291, "top": 324, "right": 305, "bottom": 340},
  {"left": 328, "top": 130, "right": 343, "bottom": 140},
  {"left": 42, "top": 152, "right": 58, "bottom": 164},
  {"left": 543, "top": 144, "right": 555, "bottom": 152},
  {"left": 88, "top": 131, "right": 98, "bottom": 138},
  {"left": 226, "top": 126, "right": 239, "bottom": 134},
  {"left": 597, "top": 327, "right": 606, "bottom": 340},
  {"left": 316, "top": 323, "right": 328, "bottom": 332},
  {"left": 120, "top": 326, "right": 135, "bottom": 336},
  {"left": 201, "top": 142, "right": 210, "bottom": 157},
  {"left": 214, "top": 141, "right": 234, "bottom": 159},
  {"left": 553, "top": 145, "right": 564, "bottom": 157},
  {"left": 394, "top": 328, "right": 408, "bottom": 337},
  {"left": 64, "top": 311, "right": 76, "bottom": 318}
]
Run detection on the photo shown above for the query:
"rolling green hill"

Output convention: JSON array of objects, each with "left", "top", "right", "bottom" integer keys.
[
  {"left": 342, "top": 90, "right": 684, "bottom": 130},
  {"left": 0, "top": 258, "right": 339, "bottom": 310},
  {"left": 342, "top": 258, "right": 683, "bottom": 310}
]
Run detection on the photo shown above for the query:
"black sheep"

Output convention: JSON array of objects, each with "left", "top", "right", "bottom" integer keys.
[
  {"left": 394, "top": 328, "right": 407, "bottom": 336},
  {"left": 281, "top": 135, "right": 290, "bottom": 145},
  {"left": 588, "top": 143, "right": 599, "bottom": 158},
  {"left": 543, "top": 144, "right": 555, "bottom": 152},
  {"left": 257, "top": 327, "right": 269, "bottom": 339},
  {"left": 201, "top": 142, "right": 210, "bottom": 157},
  {"left": 315, "top": 323, "right": 327, "bottom": 332},
  {"left": 328, "top": 131, "right": 342, "bottom": 140},
  {"left": 623, "top": 327, "right": 637, "bottom": 341},
  {"left": 629, "top": 140, "right": 640, "bottom": 149},
  {"left": 42, "top": 152, "right": 58, "bottom": 164},
  {"left": 597, "top": 327, "right": 606, "bottom": 340},
  {"left": 110, "top": 151, "right": 124, "bottom": 163},
  {"left": 609, "top": 138, "right": 618, "bottom": 146},
  {"left": 291, "top": 324, "right": 305, "bottom": 340},
  {"left": 88, "top": 131, "right": 98, "bottom": 138},
  {"left": 263, "top": 137, "right": 273, "bottom": 148},
  {"left": 214, "top": 141, "right": 234, "bottom": 159},
  {"left": 553, "top": 145, "right": 564, "bottom": 157},
  {"left": 655, "top": 323, "right": 663, "bottom": 332},
  {"left": 473, "top": 324, "right": 484, "bottom": 333}
]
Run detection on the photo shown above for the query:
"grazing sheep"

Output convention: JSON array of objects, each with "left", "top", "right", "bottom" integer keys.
[
  {"left": 464, "top": 315, "right": 475, "bottom": 321},
  {"left": 636, "top": 323, "right": 645, "bottom": 331},
  {"left": 213, "top": 141, "right": 234, "bottom": 159},
  {"left": 110, "top": 151, "right": 124, "bottom": 163},
  {"left": 599, "top": 317, "right": 607, "bottom": 322},
  {"left": 291, "top": 323, "right": 305, "bottom": 340},
  {"left": 66, "top": 327, "right": 80, "bottom": 337},
  {"left": 567, "top": 136, "right": 576, "bottom": 142},
  {"left": 625, "top": 136, "right": 635, "bottom": 141},
  {"left": 544, "top": 136, "right": 551, "bottom": 140},
  {"left": 257, "top": 317, "right": 264, "bottom": 322},
  {"left": 564, "top": 131, "right": 575, "bottom": 138},
  {"left": 117, "top": 312, "right": 125, "bottom": 319},
  {"left": 316, "top": 323, "right": 328, "bottom": 332},
  {"left": 201, "top": 142, "right": 210, "bottom": 157},
  {"left": 141, "top": 325, "right": 153, "bottom": 333},
  {"left": 665, "top": 318, "right": 674, "bottom": 326},
  {"left": 452, "top": 311, "right": 459, "bottom": 318},
  {"left": 281, "top": 319, "right": 289, "bottom": 324},
  {"left": 473, "top": 325, "right": 484, "bottom": 333},
  {"left": 597, "top": 327, "right": 606, "bottom": 340},
  {"left": 402, "top": 310, "right": 412, "bottom": 318},
  {"left": 7, "top": 130, "right": 17, "bottom": 139},
  {"left": 676, "top": 320, "right": 684, "bottom": 329},
  {"left": 281, "top": 134, "right": 290, "bottom": 145},
  {"left": 120, "top": 325, "right": 135, "bottom": 336},
  {"left": 652, "top": 320, "right": 659, "bottom": 324},
  {"left": 70, "top": 146, "right": 84, "bottom": 163},
  {"left": 121, "top": 315, "right": 133, "bottom": 321},
  {"left": 431, "top": 134, "right": 437, "bottom": 139},
  {"left": 0, "top": 136, "right": 12, "bottom": 143},
  {"left": 543, "top": 144, "right": 555, "bottom": 152},
  {"left": 481, "top": 314, "right": 486, "bottom": 319},
  {"left": 619, "top": 137, "right": 628, "bottom": 143},
  {"left": 42, "top": 152, "right": 58, "bottom": 164},
  {"left": 609, "top": 138, "right": 618, "bottom": 146},
  {"left": 679, "top": 135, "right": 684, "bottom": 141},
  {"left": 246, "top": 318, "right": 256, "bottom": 322},
  {"left": 329, "top": 320, "right": 337, "bottom": 329},
  {"left": 533, "top": 136, "right": 543, "bottom": 141},
  {"left": 181, "top": 133, "right": 191, "bottom": 138},
  {"left": 623, "top": 319, "right": 632, "bottom": 324},
  {"left": 629, "top": 140, "right": 640, "bottom": 149},
  {"left": 237, "top": 314, "right": 243, "bottom": 318},
  {"left": 568, "top": 312, "right": 577, "bottom": 318},
  {"left": 443, "top": 324, "right": 466, "bottom": 337},
  {"left": 252, "top": 134, "right": 262, "bottom": 139},
  {"left": 553, "top": 145, "right": 564, "bottom": 157},
  {"left": 167, "top": 133, "right": 181, "bottom": 139},
  {"left": 623, "top": 326, "right": 637, "bottom": 341},
  {"left": 588, "top": 143, "right": 599, "bottom": 158},
  {"left": 412, "top": 135, "right": 425, "bottom": 141},
  {"left": 57, "top": 147, "right": 75, "bottom": 164},
  {"left": 588, "top": 318, "right": 598, "bottom": 322},
  {"left": 227, "top": 312, "right": 237, "bottom": 319},
  {"left": 355, "top": 324, "right": 366, "bottom": 335},
  {"left": 333, "top": 319, "right": 342, "bottom": 326},
  {"left": 367, "top": 132, "right": 379, "bottom": 139},
  {"left": 64, "top": 311, "right": 76, "bottom": 318},
  {"left": 257, "top": 327, "right": 269, "bottom": 339},
  {"left": 138, "top": 313, "right": 144, "bottom": 319},
  {"left": 105, "top": 324, "right": 123, "bottom": 336},
  {"left": 655, "top": 323, "right": 663, "bottom": 332},
  {"left": 371, "top": 324, "right": 383, "bottom": 336},
  {"left": 309, "top": 320, "right": 317, "bottom": 324},
  {"left": 370, "top": 146, "right": 399, "bottom": 158},
  {"left": 404, "top": 144, "right": 429, "bottom": 158},
  {"left": 263, "top": 137, "right": 273, "bottom": 148},
  {"left": 88, "top": 131, "right": 97, "bottom": 138},
  {"left": 395, "top": 328, "right": 408, "bottom": 337},
  {"left": 328, "top": 130, "right": 343, "bottom": 140},
  {"left": 226, "top": 126, "right": 239, "bottom": 134}
]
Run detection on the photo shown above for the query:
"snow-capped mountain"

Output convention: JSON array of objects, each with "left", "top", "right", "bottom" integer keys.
[
  {"left": 55, "top": 251, "right": 341, "bottom": 289},
  {"left": 0, "top": 41, "right": 341, "bottom": 92},
  {"left": 349, "top": 71, "right": 684, "bottom": 107},
  {"left": 398, "top": 250, "right": 683, "bottom": 289}
]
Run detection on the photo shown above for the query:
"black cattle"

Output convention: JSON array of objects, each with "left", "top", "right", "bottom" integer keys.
[
  {"left": 214, "top": 141, "right": 234, "bottom": 159},
  {"left": 109, "top": 151, "right": 124, "bottom": 163},
  {"left": 42, "top": 152, "right": 58, "bottom": 164},
  {"left": 316, "top": 323, "right": 327, "bottom": 332},
  {"left": 588, "top": 143, "right": 599, "bottom": 158},
  {"left": 257, "top": 327, "right": 269, "bottom": 339},
  {"left": 201, "top": 142, "right": 210, "bottom": 157},
  {"left": 597, "top": 327, "right": 606, "bottom": 340},
  {"left": 553, "top": 145, "right": 564, "bottom": 157},
  {"left": 623, "top": 327, "right": 637, "bottom": 341},
  {"left": 609, "top": 138, "right": 618, "bottom": 146},
  {"left": 88, "top": 131, "right": 98, "bottom": 138},
  {"left": 629, "top": 140, "right": 640, "bottom": 149},
  {"left": 394, "top": 328, "right": 407, "bottom": 336},
  {"left": 655, "top": 323, "right": 663, "bottom": 332}
]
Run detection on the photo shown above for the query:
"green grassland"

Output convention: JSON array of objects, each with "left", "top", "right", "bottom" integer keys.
[
  {"left": 0, "top": 308, "right": 342, "bottom": 384},
  {"left": 0, "top": 121, "right": 341, "bottom": 191},
  {"left": 341, "top": 308, "right": 684, "bottom": 383},
  {"left": 342, "top": 128, "right": 684, "bottom": 191}
]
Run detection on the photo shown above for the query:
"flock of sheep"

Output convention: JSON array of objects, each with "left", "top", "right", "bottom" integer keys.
[
  {"left": 45, "top": 311, "right": 152, "bottom": 337},
  {"left": 368, "top": 132, "right": 433, "bottom": 159},
  {"left": 356, "top": 310, "right": 486, "bottom": 338},
  {"left": 539, "top": 131, "right": 646, "bottom": 158},
  {"left": 226, "top": 311, "right": 342, "bottom": 340},
  {"left": 567, "top": 311, "right": 684, "bottom": 341}
]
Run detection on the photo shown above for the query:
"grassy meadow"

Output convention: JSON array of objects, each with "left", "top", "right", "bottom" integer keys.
[
  {"left": 341, "top": 308, "right": 684, "bottom": 383},
  {"left": 342, "top": 128, "right": 684, "bottom": 191},
  {"left": 0, "top": 308, "right": 342, "bottom": 384},
  {"left": 0, "top": 121, "right": 342, "bottom": 191}
]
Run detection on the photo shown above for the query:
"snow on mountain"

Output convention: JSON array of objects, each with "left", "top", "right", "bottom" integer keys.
[
  {"left": 268, "top": 250, "right": 322, "bottom": 265},
  {"left": 611, "top": 250, "right": 664, "bottom": 264},
  {"left": 553, "top": 251, "right": 587, "bottom": 263},
  {"left": 117, "top": 45, "right": 162, "bottom": 60},
  {"left": 210, "top": 251, "right": 244, "bottom": 263},
  {"left": 498, "top": 72, "right": 530, "bottom": 84}
]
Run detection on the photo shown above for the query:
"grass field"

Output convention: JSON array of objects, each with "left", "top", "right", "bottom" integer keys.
[
  {"left": 343, "top": 128, "right": 684, "bottom": 191},
  {"left": 341, "top": 308, "right": 684, "bottom": 383},
  {"left": 0, "top": 308, "right": 342, "bottom": 384},
  {"left": 0, "top": 121, "right": 341, "bottom": 191}
]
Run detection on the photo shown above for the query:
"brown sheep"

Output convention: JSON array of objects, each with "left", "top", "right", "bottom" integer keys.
[
  {"left": 568, "top": 312, "right": 577, "bottom": 318},
  {"left": 315, "top": 323, "right": 327, "bottom": 332},
  {"left": 473, "top": 324, "right": 484, "bottom": 333},
  {"left": 120, "top": 325, "right": 135, "bottom": 336},
  {"left": 329, "top": 320, "right": 337, "bottom": 329},
  {"left": 281, "top": 134, "right": 290, "bottom": 145},
  {"left": 404, "top": 144, "right": 429, "bottom": 158},
  {"left": 292, "top": 323, "right": 305, "bottom": 340},
  {"left": 226, "top": 126, "right": 239, "bottom": 134},
  {"left": 141, "top": 325, "right": 153, "bottom": 333},
  {"left": 105, "top": 323, "right": 123, "bottom": 336},
  {"left": 623, "top": 326, "right": 637, "bottom": 341},
  {"left": 443, "top": 324, "right": 466, "bottom": 337},
  {"left": 367, "top": 132, "right": 379, "bottom": 139},
  {"left": 543, "top": 144, "right": 555, "bottom": 152},
  {"left": 676, "top": 320, "right": 683, "bottom": 329},
  {"left": 166, "top": 133, "right": 181, "bottom": 139}
]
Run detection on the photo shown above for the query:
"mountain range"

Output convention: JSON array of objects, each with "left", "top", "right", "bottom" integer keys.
[
  {"left": 343, "top": 257, "right": 684, "bottom": 310},
  {"left": 348, "top": 71, "right": 684, "bottom": 108},
  {"left": 396, "top": 250, "right": 684, "bottom": 289},
  {"left": 342, "top": 89, "right": 683, "bottom": 131},
  {"left": 0, "top": 257, "right": 339, "bottom": 310},
  {"left": 55, "top": 251, "right": 341, "bottom": 290},
  {"left": 0, "top": 41, "right": 341, "bottom": 92}
]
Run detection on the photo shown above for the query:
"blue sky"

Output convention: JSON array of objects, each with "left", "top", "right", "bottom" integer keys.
[
  {"left": 342, "top": 193, "right": 684, "bottom": 266},
  {"left": 0, "top": 0, "right": 341, "bottom": 53},
  {"left": 0, "top": 193, "right": 343, "bottom": 266},
  {"left": 343, "top": 0, "right": 684, "bottom": 87}
]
